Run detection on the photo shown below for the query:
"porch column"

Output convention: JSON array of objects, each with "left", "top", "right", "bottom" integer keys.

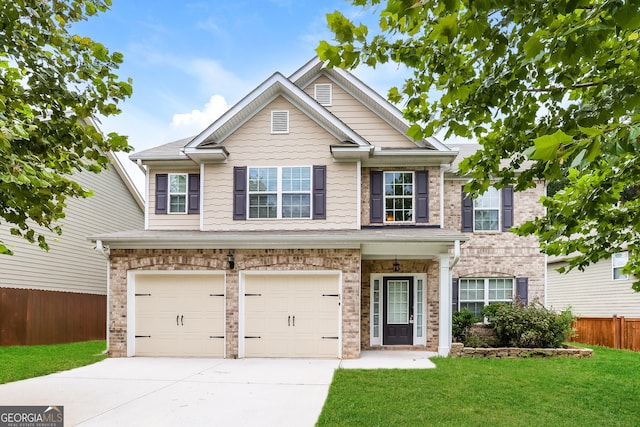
[{"left": 438, "top": 253, "right": 452, "bottom": 356}]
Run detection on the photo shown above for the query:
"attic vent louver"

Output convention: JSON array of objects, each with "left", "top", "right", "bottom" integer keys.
[
  {"left": 314, "top": 83, "right": 332, "bottom": 106},
  {"left": 271, "top": 110, "right": 289, "bottom": 134}
]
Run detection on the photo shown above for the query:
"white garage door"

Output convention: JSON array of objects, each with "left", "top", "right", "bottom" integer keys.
[
  {"left": 243, "top": 273, "right": 340, "bottom": 358},
  {"left": 135, "top": 274, "right": 225, "bottom": 357}
]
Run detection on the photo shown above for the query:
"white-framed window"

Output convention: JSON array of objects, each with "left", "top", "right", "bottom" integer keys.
[
  {"left": 474, "top": 186, "right": 500, "bottom": 231},
  {"left": 271, "top": 110, "right": 289, "bottom": 134},
  {"left": 459, "top": 278, "right": 514, "bottom": 319},
  {"left": 314, "top": 83, "right": 332, "bottom": 106},
  {"left": 613, "top": 251, "right": 629, "bottom": 280},
  {"left": 384, "top": 171, "right": 414, "bottom": 222},
  {"left": 248, "top": 166, "right": 311, "bottom": 219},
  {"left": 168, "top": 173, "right": 187, "bottom": 214}
]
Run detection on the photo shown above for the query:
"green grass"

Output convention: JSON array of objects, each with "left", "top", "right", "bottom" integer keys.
[
  {"left": 0, "top": 340, "right": 107, "bottom": 384},
  {"left": 317, "top": 345, "right": 640, "bottom": 426}
]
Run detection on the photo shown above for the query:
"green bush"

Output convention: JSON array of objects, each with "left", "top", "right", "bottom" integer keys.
[
  {"left": 452, "top": 309, "right": 479, "bottom": 342},
  {"left": 463, "top": 332, "right": 486, "bottom": 348},
  {"left": 482, "top": 302, "right": 574, "bottom": 348}
]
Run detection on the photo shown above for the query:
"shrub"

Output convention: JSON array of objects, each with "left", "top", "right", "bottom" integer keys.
[
  {"left": 452, "top": 309, "right": 479, "bottom": 342},
  {"left": 463, "top": 332, "right": 486, "bottom": 348},
  {"left": 482, "top": 302, "right": 574, "bottom": 348}
]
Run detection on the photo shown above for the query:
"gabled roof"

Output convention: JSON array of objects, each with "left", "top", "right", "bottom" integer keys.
[
  {"left": 185, "top": 71, "right": 370, "bottom": 150},
  {"left": 131, "top": 57, "right": 458, "bottom": 166},
  {"left": 289, "top": 57, "right": 451, "bottom": 152}
]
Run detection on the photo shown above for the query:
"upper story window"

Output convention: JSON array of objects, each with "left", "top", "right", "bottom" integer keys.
[
  {"left": 169, "top": 174, "right": 187, "bottom": 213},
  {"left": 155, "top": 173, "right": 200, "bottom": 215},
  {"left": 271, "top": 110, "right": 289, "bottom": 134},
  {"left": 314, "top": 83, "right": 332, "bottom": 106},
  {"left": 612, "top": 251, "right": 629, "bottom": 280},
  {"left": 370, "top": 170, "right": 429, "bottom": 224},
  {"left": 473, "top": 186, "right": 500, "bottom": 231},
  {"left": 384, "top": 172, "right": 414, "bottom": 222},
  {"left": 234, "top": 165, "right": 325, "bottom": 221},
  {"left": 461, "top": 185, "right": 513, "bottom": 232},
  {"left": 248, "top": 166, "right": 312, "bottom": 219}
]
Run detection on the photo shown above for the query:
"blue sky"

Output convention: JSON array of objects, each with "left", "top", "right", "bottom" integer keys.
[{"left": 74, "top": 1, "right": 410, "bottom": 155}]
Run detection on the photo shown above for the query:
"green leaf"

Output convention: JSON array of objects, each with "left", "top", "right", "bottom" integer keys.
[
  {"left": 578, "top": 126, "right": 602, "bottom": 137},
  {"left": 523, "top": 30, "right": 547, "bottom": 59},
  {"left": 406, "top": 124, "right": 423, "bottom": 141},
  {"left": 531, "top": 131, "right": 573, "bottom": 161}
]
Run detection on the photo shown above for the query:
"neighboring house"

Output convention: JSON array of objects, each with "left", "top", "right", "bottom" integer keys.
[
  {"left": 0, "top": 150, "right": 144, "bottom": 345},
  {"left": 547, "top": 252, "right": 640, "bottom": 317},
  {"left": 91, "top": 58, "right": 545, "bottom": 359}
]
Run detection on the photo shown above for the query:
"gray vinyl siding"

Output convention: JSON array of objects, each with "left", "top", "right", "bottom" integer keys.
[
  {"left": 0, "top": 163, "right": 143, "bottom": 295},
  {"left": 547, "top": 260, "right": 640, "bottom": 317}
]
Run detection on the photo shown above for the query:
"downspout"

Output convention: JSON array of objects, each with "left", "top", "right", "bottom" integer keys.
[
  {"left": 356, "top": 160, "right": 362, "bottom": 229},
  {"left": 143, "top": 164, "right": 150, "bottom": 230},
  {"left": 440, "top": 165, "right": 446, "bottom": 228},
  {"left": 449, "top": 239, "right": 460, "bottom": 270},
  {"left": 95, "top": 240, "right": 110, "bottom": 355}
]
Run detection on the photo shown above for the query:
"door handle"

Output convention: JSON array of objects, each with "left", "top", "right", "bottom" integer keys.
[
  {"left": 292, "top": 315, "right": 295, "bottom": 327},
  {"left": 181, "top": 315, "right": 184, "bottom": 326},
  {"left": 288, "top": 315, "right": 290, "bottom": 326}
]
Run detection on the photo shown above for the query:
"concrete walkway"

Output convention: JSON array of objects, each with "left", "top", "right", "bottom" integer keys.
[{"left": 0, "top": 352, "right": 436, "bottom": 426}]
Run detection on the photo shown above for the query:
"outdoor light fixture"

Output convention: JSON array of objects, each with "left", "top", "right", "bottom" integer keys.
[
  {"left": 393, "top": 256, "right": 400, "bottom": 273},
  {"left": 227, "top": 251, "right": 235, "bottom": 270}
]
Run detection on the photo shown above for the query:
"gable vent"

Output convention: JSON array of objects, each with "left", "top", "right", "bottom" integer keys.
[
  {"left": 314, "top": 83, "right": 332, "bottom": 106},
  {"left": 271, "top": 110, "right": 289, "bottom": 134}
]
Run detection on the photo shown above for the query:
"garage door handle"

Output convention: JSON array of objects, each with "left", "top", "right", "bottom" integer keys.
[
  {"left": 288, "top": 315, "right": 290, "bottom": 326},
  {"left": 292, "top": 315, "right": 295, "bottom": 327},
  {"left": 181, "top": 315, "right": 184, "bottom": 326},
  {"left": 176, "top": 315, "right": 179, "bottom": 326}
]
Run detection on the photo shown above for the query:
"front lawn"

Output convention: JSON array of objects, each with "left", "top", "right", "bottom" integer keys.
[
  {"left": 0, "top": 340, "right": 107, "bottom": 384},
  {"left": 317, "top": 345, "right": 639, "bottom": 426}
]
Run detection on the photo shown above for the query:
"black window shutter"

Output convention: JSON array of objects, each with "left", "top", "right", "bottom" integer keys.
[
  {"left": 233, "top": 166, "right": 247, "bottom": 220},
  {"left": 312, "top": 165, "right": 326, "bottom": 220},
  {"left": 516, "top": 277, "right": 528, "bottom": 306},
  {"left": 461, "top": 186, "right": 473, "bottom": 232},
  {"left": 502, "top": 186, "right": 514, "bottom": 232},
  {"left": 452, "top": 278, "right": 459, "bottom": 312},
  {"left": 188, "top": 174, "right": 200, "bottom": 214},
  {"left": 415, "top": 170, "right": 429, "bottom": 223},
  {"left": 370, "top": 171, "right": 383, "bottom": 223},
  {"left": 155, "top": 174, "right": 168, "bottom": 214}
]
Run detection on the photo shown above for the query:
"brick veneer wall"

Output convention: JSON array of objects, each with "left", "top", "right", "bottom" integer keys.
[
  {"left": 444, "top": 180, "right": 546, "bottom": 302},
  {"left": 108, "top": 248, "right": 361, "bottom": 358},
  {"left": 360, "top": 259, "right": 441, "bottom": 352}
]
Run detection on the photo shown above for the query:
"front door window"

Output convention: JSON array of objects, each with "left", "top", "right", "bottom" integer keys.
[{"left": 387, "top": 280, "right": 409, "bottom": 324}]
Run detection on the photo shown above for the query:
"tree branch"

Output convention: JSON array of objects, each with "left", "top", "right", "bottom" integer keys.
[{"left": 525, "top": 81, "right": 607, "bottom": 93}]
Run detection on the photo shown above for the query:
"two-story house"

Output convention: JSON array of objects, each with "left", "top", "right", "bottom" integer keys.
[{"left": 91, "top": 58, "right": 545, "bottom": 359}]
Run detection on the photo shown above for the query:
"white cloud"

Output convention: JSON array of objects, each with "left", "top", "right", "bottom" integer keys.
[{"left": 170, "top": 94, "right": 229, "bottom": 134}]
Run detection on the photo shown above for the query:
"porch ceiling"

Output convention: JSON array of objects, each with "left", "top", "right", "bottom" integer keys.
[{"left": 89, "top": 228, "right": 468, "bottom": 257}]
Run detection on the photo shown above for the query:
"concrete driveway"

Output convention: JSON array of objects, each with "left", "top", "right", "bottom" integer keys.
[{"left": 0, "top": 353, "right": 435, "bottom": 426}]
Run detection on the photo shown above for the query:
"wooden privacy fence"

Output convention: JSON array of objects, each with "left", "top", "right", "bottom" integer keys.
[
  {"left": 0, "top": 287, "right": 106, "bottom": 346},
  {"left": 572, "top": 317, "right": 640, "bottom": 352}
]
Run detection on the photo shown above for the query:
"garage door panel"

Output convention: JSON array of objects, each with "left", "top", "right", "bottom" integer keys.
[
  {"left": 134, "top": 274, "right": 225, "bottom": 357},
  {"left": 243, "top": 274, "right": 339, "bottom": 358}
]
